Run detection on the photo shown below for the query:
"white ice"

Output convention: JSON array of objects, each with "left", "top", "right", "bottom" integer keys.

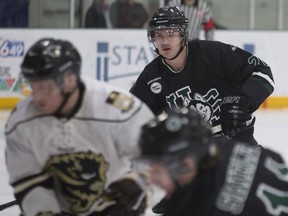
[{"left": 1, "top": 109, "right": 288, "bottom": 215}]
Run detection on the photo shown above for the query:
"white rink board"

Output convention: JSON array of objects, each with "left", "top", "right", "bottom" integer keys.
[
  {"left": 1, "top": 109, "right": 288, "bottom": 215},
  {"left": 0, "top": 30, "right": 288, "bottom": 97}
]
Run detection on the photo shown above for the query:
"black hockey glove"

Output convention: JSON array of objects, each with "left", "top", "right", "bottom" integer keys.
[
  {"left": 105, "top": 178, "right": 147, "bottom": 216},
  {"left": 220, "top": 93, "right": 255, "bottom": 139}
]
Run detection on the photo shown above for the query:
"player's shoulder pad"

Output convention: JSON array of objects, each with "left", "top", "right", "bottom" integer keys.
[
  {"left": 106, "top": 91, "right": 134, "bottom": 112},
  {"left": 5, "top": 97, "right": 43, "bottom": 134},
  {"left": 194, "top": 40, "right": 231, "bottom": 51}
]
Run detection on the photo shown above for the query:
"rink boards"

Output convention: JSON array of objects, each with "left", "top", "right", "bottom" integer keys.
[{"left": 1, "top": 29, "right": 288, "bottom": 110}]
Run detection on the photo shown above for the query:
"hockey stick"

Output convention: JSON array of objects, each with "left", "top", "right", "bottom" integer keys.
[{"left": 0, "top": 200, "right": 17, "bottom": 211}]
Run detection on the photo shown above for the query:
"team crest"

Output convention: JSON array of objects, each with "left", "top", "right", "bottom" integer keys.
[
  {"left": 166, "top": 87, "right": 222, "bottom": 123},
  {"left": 183, "top": 93, "right": 213, "bottom": 122},
  {"left": 44, "top": 152, "right": 110, "bottom": 213}
]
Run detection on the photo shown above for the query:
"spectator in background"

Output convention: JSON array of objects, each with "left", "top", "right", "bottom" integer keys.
[
  {"left": 84, "top": 0, "right": 107, "bottom": 28},
  {"left": 0, "top": 0, "right": 29, "bottom": 27},
  {"left": 167, "top": 0, "right": 215, "bottom": 40},
  {"left": 109, "top": 0, "right": 148, "bottom": 28}
]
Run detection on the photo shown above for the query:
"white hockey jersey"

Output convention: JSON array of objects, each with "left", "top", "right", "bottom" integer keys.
[{"left": 5, "top": 77, "right": 154, "bottom": 216}]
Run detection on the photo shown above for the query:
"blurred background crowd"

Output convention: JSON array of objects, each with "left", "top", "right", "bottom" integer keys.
[{"left": 1, "top": 0, "right": 288, "bottom": 31}]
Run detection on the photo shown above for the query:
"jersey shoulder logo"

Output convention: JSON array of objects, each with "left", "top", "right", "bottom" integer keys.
[
  {"left": 147, "top": 77, "right": 162, "bottom": 94},
  {"left": 150, "top": 82, "right": 162, "bottom": 94},
  {"left": 106, "top": 91, "right": 134, "bottom": 112}
]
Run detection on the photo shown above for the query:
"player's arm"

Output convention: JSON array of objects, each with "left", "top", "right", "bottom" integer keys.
[
  {"left": 240, "top": 57, "right": 274, "bottom": 111},
  {"left": 129, "top": 74, "right": 148, "bottom": 104},
  {"left": 107, "top": 93, "right": 154, "bottom": 215},
  {"left": 225, "top": 45, "right": 274, "bottom": 111},
  {"left": 113, "top": 92, "right": 154, "bottom": 158},
  {"left": 130, "top": 73, "right": 160, "bottom": 115},
  {"left": 220, "top": 46, "right": 275, "bottom": 138},
  {"left": 5, "top": 132, "right": 61, "bottom": 216}
]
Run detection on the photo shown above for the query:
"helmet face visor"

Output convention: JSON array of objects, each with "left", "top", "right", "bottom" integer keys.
[
  {"left": 152, "top": 28, "right": 183, "bottom": 46},
  {"left": 148, "top": 6, "right": 189, "bottom": 45},
  {"left": 135, "top": 151, "right": 197, "bottom": 190}
]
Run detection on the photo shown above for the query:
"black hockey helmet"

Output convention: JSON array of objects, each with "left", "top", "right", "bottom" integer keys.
[
  {"left": 148, "top": 6, "right": 189, "bottom": 43},
  {"left": 138, "top": 107, "right": 216, "bottom": 167},
  {"left": 21, "top": 38, "right": 81, "bottom": 81}
]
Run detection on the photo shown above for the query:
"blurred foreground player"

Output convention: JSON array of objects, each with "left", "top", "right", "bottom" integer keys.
[
  {"left": 136, "top": 107, "right": 288, "bottom": 216},
  {"left": 5, "top": 38, "right": 154, "bottom": 216}
]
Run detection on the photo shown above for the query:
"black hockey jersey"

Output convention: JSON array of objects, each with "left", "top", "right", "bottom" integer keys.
[
  {"left": 130, "top": 40, "right": 274, "bottom": 140},
  {"left": 164, "top": 140, "right": 288, "bottom": 216}
]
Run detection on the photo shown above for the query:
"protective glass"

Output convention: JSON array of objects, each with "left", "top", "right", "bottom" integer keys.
[{"left": 19, "top": 74, "right": 32, "bottom": 97}]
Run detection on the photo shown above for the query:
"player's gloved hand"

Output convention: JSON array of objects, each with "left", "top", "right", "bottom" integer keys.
[
  {"left": 220, "top": 93, "right": 255, "bottom": 139},
  {"left": 106, "top": 178, "right": 147, "bottom": 216}
]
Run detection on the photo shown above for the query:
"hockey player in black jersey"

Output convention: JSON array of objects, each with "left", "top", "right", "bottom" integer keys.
[
  {"left": 130, "top": 6, "right": 275, "bottom": 146},
  {"left": 136, "top": 107, "right": 288, "bottom": 216}
]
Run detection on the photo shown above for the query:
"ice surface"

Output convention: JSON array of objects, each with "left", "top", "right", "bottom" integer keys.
[{"left": 1, "top": 109, "right": 288, "bottom": 215}]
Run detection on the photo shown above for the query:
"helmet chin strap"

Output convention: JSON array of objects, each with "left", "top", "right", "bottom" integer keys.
[
  {"left": 154, "top": 38, "right": 187, "bottom": 60},
  {"left": 53, "top": 79, "right": 79, "bottom": 117},
  {"left": 54, "top": 92, "right": 71, "bottom": 116}
]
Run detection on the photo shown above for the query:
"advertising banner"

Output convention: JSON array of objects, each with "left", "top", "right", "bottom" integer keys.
[{"left": 0, "top": 30, "right": 287, "bottom": 104}]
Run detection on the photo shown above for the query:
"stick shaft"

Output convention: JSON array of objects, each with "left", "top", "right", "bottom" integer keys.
[{"left": 0, "top": 200, "right": 17, "bottom": 211}]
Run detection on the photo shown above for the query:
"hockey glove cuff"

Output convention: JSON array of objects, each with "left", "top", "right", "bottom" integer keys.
[
  {"left": 220, "top": 93, "right": 255, "bottom": 139},
  {"left": 105, "top": 176, "right": 148, "bottom": 216}
]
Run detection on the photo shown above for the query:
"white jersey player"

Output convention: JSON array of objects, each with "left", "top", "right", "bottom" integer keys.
[{"left": 5, "top": 38, "right": 154, "bottom": 216}]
